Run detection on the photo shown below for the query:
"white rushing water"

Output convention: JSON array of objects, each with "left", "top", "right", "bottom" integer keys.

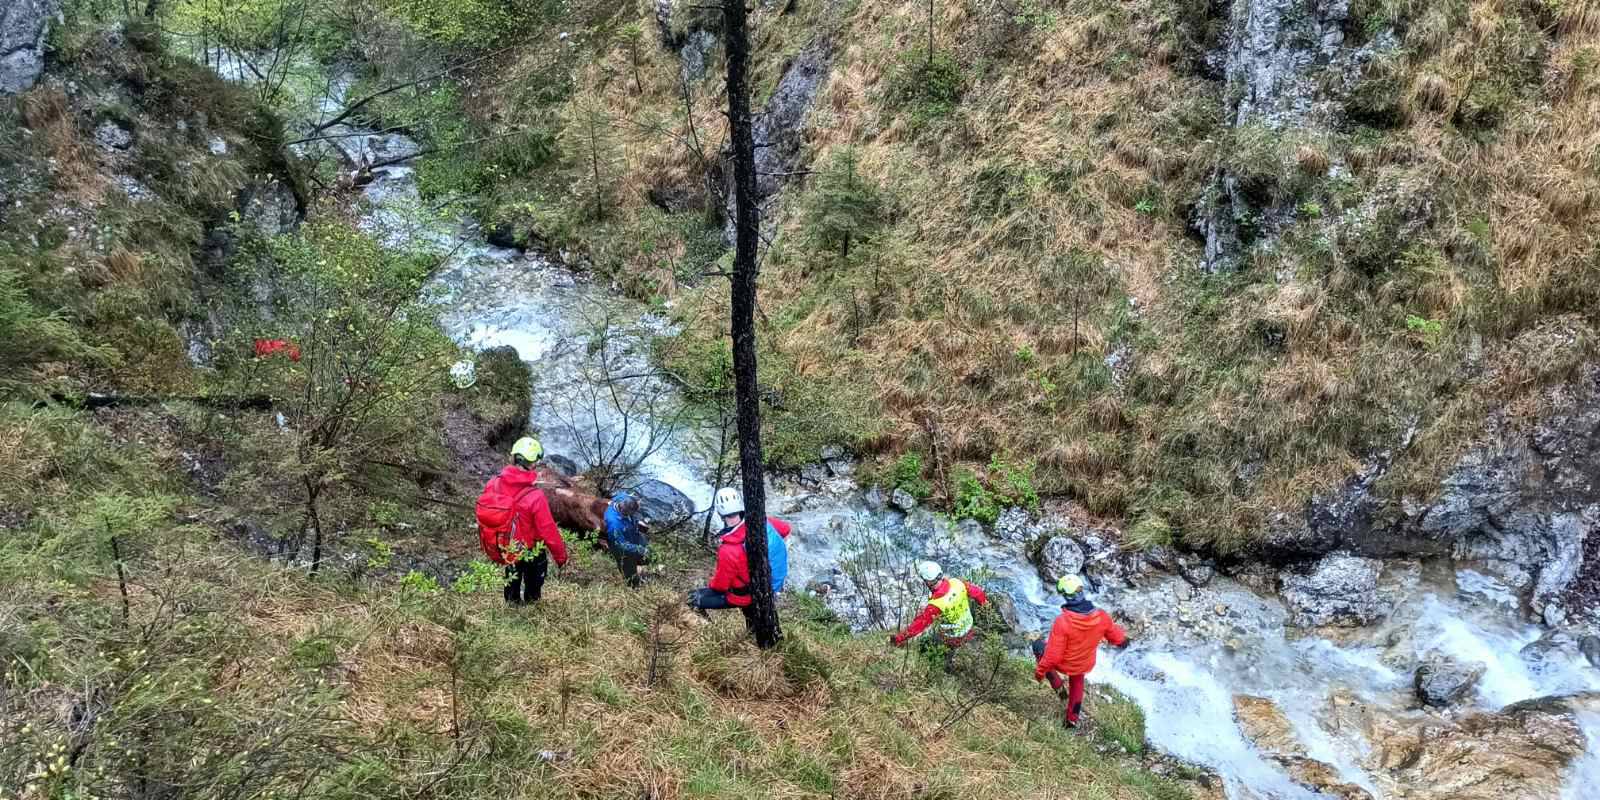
[{"left": 213, "top": 59, "right": 1600, "bottom": 800}]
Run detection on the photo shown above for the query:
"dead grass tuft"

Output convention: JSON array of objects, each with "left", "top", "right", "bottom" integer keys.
[{"left": 20, "top": 86, "right": 103, "bottom": 202}]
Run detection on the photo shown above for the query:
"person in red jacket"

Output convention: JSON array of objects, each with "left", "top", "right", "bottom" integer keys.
[
  {"left": 1032, "top": 575, "right": 1128, "bottom": 728},
  {"left": 686, "top": 487, "right": 791, "bottom": 629},
  {"left": 477, "top": 437, "right": 569, "bottom": 605},
  {"left": 890, "top": 560, "right": 990, "bottom": 660}
]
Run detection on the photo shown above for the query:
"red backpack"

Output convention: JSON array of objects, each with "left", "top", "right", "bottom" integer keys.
[{"left": 476, "top": 478, "right": 536, "bottom": 565}]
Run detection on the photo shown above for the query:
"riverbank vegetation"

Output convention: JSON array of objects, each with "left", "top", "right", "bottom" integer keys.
[{"left": 0, "top": 392, "right": 1188, "bottom": 799}]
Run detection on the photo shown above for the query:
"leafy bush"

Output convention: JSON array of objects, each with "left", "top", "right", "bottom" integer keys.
[
  {"left": 953, "top": 468, "right": 1001, "bottom": 525},
  {"left": 887, "top": 49, "right": 963, "bottom": 123},
  {"left": 1404, "top": 314, "right": 1444, "bottom": 349},
  {"left": 888, "top": 452, "right": 933, "bottom": 499},
  {"left": 453, "top": 560, "right": 509, "bottom": 593},
  {"left": 988, "top": 456, "right": 1040, "bottom": 511}
]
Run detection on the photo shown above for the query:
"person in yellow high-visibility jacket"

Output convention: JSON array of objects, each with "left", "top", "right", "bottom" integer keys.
[{"left": 889, "top": 560, "right": 990, "bottom": 650}]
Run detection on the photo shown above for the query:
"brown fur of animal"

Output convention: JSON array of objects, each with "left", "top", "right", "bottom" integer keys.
[{"left": 535, "top": 466, "right": 609, "bottom": 536}]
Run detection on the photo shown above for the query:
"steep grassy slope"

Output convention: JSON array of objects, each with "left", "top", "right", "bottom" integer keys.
[
  {"left": 441, "top": 0, "right": 1600, "bottom": 550},
  {"left": 0, "top": 400, "right": 1192, "bottom": 800},
  {"left": 1, "top": 19, "right": 297, "bottom": 397}
]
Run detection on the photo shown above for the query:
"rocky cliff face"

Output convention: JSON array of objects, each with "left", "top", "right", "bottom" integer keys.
[
  {"left": 720, "top": 38, "right": 832, "bottom": 244},
  {"left": 0, "top": 0, "right": 59, "bottom": 94},
  {"left": 1195, "top": 0, "right": 1390, "bottom": 271},
  {"left": 1264, "top": 366, "right": 1600, "bottom": 626}
]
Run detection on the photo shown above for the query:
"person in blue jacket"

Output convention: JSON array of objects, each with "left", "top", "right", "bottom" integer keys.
[{"left": 604, "top": 492, "right": 650, "bottom": 588}]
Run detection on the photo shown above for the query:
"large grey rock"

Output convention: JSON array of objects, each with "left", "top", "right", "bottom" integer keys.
[
  {"left": 1195, "top": 0, "right": 1401, "bottom": 271},
  {"left": 1177, "top": 554, "right": 1217, "bottom": 588},
  {"left": 1279, "top": 552, "right": 1390, "bottom": 627},
  {"left": 993, "top": 507, "right": 1034, "bottom": 545},
  {"left": 94, "top": 120, "right": 133, "bottom": 151},
  {"left": 679, "top": 29, "right": 716, "bottom": 84},
  {"left": 541, "top": 453, "right": 580, "bottom": 477},
  {"left": 0, "top": 0, "right": 58, "bottom": 95},
  {"left": 888, "top": 488, "right": 917, "bottom": 512},
  {"left": 1581, "top": 636, "right": 1600, "bottom": 669},
  {"left": 634, "top": 478, "right": 695, "bottom": 530},
  {"left": 1414, "top": 656, "right": 1485, "bottom": 708},
  {"left": 238, "top": 179, "right": 300, "bottom": 237},
  {"left": 1036, "top": 536, "right": 1085, "bottom": 584}
]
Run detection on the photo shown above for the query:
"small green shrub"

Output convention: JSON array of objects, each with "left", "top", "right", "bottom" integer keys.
[
  {"left": 1127, "top": 513, "right": 1173, "bottom": 549},
  {"left": 453, "top": 559, "right": 508, "bottom": 594},
  {"left": 988, "top": 456, "right": 1040, "bottom": 512},
  {"left": 887, "top": 49, "right": 963, "bottom": 123},
  {"left": 888, "top": 452, "right": 934, "bottom": 499},
  {"left": 400, "top": 570, "right": 442, "bottom": 596},
  {"left": 953, "top": 468, "right": 1000, "bottom": 525},
  {"left": 1404, "top": 314, "right": 1444, "bottom": 349}
]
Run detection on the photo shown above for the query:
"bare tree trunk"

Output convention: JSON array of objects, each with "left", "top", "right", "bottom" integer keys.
[
  {"left": 589, "top": 114, "right": 605, "bottom": 219},
  {"left": 722, "top": 0, "right": 780, "bottom": 650},
  {"left": 926, "top": 0, "right": 934, "bottom": 69},
  {"left": 703, "top": 404, "right": 733, "bottom": 549},
  {"left": 306, "top": 480, "right": 325, "bottom": 577},
  {"left": 631, "top": 40, "right": 643, "bottom": 94},
  {"left": 110, "top": 533, "right": 131, "bottom": 626}
]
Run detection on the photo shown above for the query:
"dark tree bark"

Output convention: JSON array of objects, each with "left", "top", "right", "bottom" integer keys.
[
  {"left": 589, "top": 113, "right": 605, "bottom": 220},
  {"left": 722, "top": 0, "right": 781, "bottom": 649}
]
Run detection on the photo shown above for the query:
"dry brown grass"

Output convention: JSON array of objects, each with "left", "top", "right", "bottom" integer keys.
[
  {"left": 477, "top": 0, "right": 1600, "bottom": 547},
  {"left": 19, "top": 86, "right": 104, "bottom": 203}
]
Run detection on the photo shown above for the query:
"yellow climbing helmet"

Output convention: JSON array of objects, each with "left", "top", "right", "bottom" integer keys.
[
  {"left": 1057, "top": 574, "right": 1085, "bottom": 597},
  {"left": 510, "top": 437, "right": 543, "bottom": 466}
]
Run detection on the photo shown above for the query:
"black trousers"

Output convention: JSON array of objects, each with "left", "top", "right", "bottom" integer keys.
[
  {"left": 504, "top": 552, "right": 548, "bottom": 605},
  {"left": 614, "top": 551, "right": 643, "bottom": 588},
  {"left": 687, "top": 588, "right": 758, "bottom": 628}
]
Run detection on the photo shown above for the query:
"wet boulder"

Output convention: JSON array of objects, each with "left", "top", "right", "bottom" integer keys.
[
  {"left": 1176, "top": 554, "right": 1216, "bottom": 588},
  {"left": 1233, "top": 695, "right": 1374, "bottom": 800},
  {"left": 634, "top": 478, "right": 695, "bottom": 530},
  {"left": 1035, "top": 535, "right": 1085, "bottom": 584},
  {"left": 1279, "top": 552, "right": 1390, "bottom": 627},
  {"left": 1376, "top": 698, "right": 1585, "bottom": 800},
  {"left": 1580, "top": 635, "right": 1600, "bottom": 669},
  {"left": 1233, "top": 695, "right": 1299, "bottom": 756},
  {"left": 1413, "top": 655, "right": 1485, "bottom": 708},
  {"left": 1331, "top": 689, "right": 1587, "bottom": 800},
  {"left": 988, "top": 591, "right": 1021, "bottom": 630},
  {"left": 863, "top": 486, "right": 887, "bottom": 511},
  {"left": 888, "top": 488, "right": 918, "bottom": 512},
  {"left": 541, "top": 453, "right": 579, "bottom": 477}
]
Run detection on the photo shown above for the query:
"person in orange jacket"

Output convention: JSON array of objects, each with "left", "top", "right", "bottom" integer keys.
[{"left": 1032, "top": 574, "right": 1128, "bottom": 728}]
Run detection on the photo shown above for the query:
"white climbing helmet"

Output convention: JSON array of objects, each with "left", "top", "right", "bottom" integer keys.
[
  {"left": 715, "top": 487, "right": 744, "bottom": 517},
  {"left": 916, "top": 560, "right": 942, "bottom": 582}
]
